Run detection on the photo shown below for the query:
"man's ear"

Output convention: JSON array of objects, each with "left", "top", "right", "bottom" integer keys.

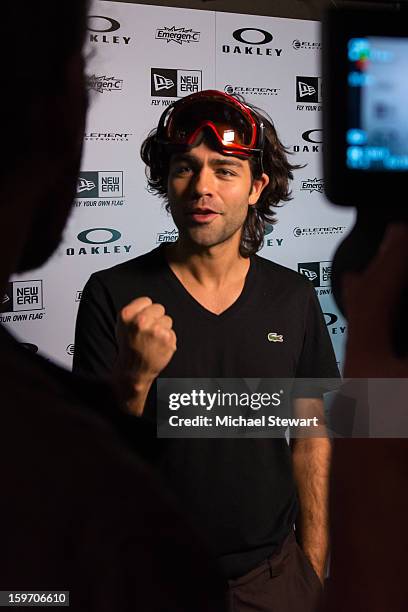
[{"left": 249, "top": 173, "right": 270, "bottom": 206}]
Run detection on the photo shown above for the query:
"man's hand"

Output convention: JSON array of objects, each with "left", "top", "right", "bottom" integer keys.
[
  {"left": 114, "top": 297, "right": 177, "bottom": 415},
  {"left": 291, "top": 398, "right": 331, "bottom": 586}
]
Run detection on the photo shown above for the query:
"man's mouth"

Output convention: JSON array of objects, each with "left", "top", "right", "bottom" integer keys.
[{"left": 186, "top": 208, "right": 221, "bottom": 223}]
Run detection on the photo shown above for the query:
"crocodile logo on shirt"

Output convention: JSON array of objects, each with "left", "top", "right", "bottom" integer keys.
[{"left": 267, "top": 332, "right": 284, "bottom": 343}]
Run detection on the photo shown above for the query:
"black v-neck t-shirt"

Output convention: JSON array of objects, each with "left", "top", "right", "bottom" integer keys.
[{"left": 73, "top": 246, "right": 339, "bottom": 578}]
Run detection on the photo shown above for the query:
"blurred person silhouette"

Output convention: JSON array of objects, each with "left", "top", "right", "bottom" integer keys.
[
  {"left": 0, "top": 3, "right": 225, "bottom": 610},
  {"left": 322, "top": 224, "right": 408, "bottom": 612}
]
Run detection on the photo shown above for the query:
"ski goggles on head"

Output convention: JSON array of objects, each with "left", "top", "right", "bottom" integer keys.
[{"left": 156, "top": 89, "right": 265, "bottom": 166}]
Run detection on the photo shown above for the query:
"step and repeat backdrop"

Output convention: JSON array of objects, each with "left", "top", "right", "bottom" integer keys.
[{"left": 1, "top": 1, "right": 354, "bottom": 371}]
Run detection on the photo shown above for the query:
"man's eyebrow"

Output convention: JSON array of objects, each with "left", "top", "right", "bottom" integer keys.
[
  {"left": 210, "top": 158, "right": 243, "bottom": 168},
  {"left": 169, "top": 153, "right": 244, "bottom": 167},
  {"left": 170, "top": 153, "right": 195, "bottom": 164}
]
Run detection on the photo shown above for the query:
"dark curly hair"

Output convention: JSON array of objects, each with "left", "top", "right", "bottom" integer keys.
[{"left": 141, "top": 97, "right": 303, "bottom": 256}]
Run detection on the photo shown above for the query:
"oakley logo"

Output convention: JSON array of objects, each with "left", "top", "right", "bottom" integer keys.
[
  {"left": 299, "top": 268, "right": 318, "bottom": 282},
  {"left": 20, "top": 343, "right": 39, "bottom": 353},
  {"left": 233, "top": 28, "right": 273, "bottom": 45},
  {"left": 324, "top": 313, "right": 338, "bottom": 326},
  {"left": 298, "top": 82, "right": 316, "bottom": 98},
  {"left": 302, "top": 129, "right": 323, "bottom": 144},
  {"left": 154, "top": 74, "right": 175, "bottom": 91},
  {"left": 267, "top": 332, "right": 284, "bottom": 343},
  {"left": 77, "top": 178, "right": 96, "bottom": 193},
  {"left": 87, "top": 16, "right": 121, "bottom": 33},
  {"left": 77, "top": 228, "right": 122, "bottom": 245}
]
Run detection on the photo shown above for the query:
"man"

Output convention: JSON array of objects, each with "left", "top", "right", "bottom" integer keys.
[
  {"left": 322, "top": 224, "right": 408, "bottom": 612},
  {"left": 0, "top": 5, "right": 225, "bottom": 610},
  {"left": 74, "top": 90, "right": 339, "bottom": 611}
]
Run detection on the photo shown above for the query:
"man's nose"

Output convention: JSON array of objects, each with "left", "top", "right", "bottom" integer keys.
[{"left": 191, "top": 166, "right": 213, "bottom": 198}]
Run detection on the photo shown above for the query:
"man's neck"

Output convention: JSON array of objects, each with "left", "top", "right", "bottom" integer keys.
[{"left": 164, "top": 239, "right": 250, "bottom": 290}]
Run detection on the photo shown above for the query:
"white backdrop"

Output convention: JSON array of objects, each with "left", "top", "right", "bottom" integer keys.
[{"left": 1, "top": 1, "right": 354, "bottom": 371}]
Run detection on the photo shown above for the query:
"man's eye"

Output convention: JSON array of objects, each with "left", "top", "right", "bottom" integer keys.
[
  {"left": 173, "top": 166, "right": 191, "bottom": 175},
  {"left": 217, "top": 168, "right": 235, "bottom": 176}
]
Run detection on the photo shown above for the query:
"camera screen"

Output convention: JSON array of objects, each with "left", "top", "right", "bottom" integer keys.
[{"left": 347, "top": 36, "right": 408, "bottom": 171}]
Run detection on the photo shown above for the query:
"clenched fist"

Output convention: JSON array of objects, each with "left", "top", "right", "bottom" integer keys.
[{"left": 114, "top": 297, "right": 177, "bottom": 415}]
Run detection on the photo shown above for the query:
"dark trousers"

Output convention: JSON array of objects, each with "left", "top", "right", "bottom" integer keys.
[{"left": 226, "top": 531, "right": 322, "bottom": 612}]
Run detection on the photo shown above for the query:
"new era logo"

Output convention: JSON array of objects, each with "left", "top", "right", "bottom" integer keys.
[
  {"left": 76, "top": 172, "right": 123, "bottom": 199},
  {"left": 1, "top": 281, "right": 44, "bottom": 313},
  {"left": 298, "top": 82, "right": 316, "bottom": 97},
  {"left": 296, "top": 77, "right": 322, "bottom": 103},
  {"left": 153, "top": 73, "right": 175, "bottom": 91},
  {"left": 298, "top": 262, "right": 331, "bottom": 288},
  {"left": 299, "top": 268, "right": 318, "bottom": 282},
  {"left": 151, "top": 68, "right": 202, "bottom": 98},
  {"left": 77, "top": 178, "right": 96, "bottom": 193}
]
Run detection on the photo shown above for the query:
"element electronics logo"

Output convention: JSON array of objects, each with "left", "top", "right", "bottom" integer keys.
[
  {"left": 151, "top": 68, "right": 202, "bottom": 99},
  {"left": 293, "top": 226, "right": 346, "bottom": 237},
  {"left": 224, "top": 84, "right": 279, "bottom": 97},
  {"left": 293, "top": 39, "right": 322, "bottom": 51},
  {"left": 66, "top": 344, "right": 75, "bottom": 356},
  {"left": 155, "top": 26, "right": 200, "bottom": 45},
  {"left": 84, "top": 132, "right": 132, "bottom": 142},
  {"left": 86, "top": 75, "right": 123, "bottom": 94},
  {"left": 298, "top": 262, "right": 332, "bottom": 295}
]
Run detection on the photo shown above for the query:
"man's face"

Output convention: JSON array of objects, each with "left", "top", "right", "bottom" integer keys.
[{"left": 167, "top": 141, "right": 268, "bottom": 250}]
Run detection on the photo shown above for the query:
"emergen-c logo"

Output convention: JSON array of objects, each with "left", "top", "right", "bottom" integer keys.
[
  {"left": 157, "top": 229, "right": 178, "bottom": 243},
  {"left": 151, "top": 68, "right": 202, "bottom": 98},
  {"left": 86, "top": 74, "right": 123, "bottom": 93},
  {"left": 298, "top": 261, "right": 332, "bottom": 295},
  {"left": 155, "top": 26, "right": 200, "bottom": 45},
  {"left": 300, "top": 178, "right": 324, "bottom": 194}
]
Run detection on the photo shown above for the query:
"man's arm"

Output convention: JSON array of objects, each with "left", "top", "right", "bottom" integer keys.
[
  {"left": 113, "top": 296, "right": 177, "bottom": 416},
  {"left": 291, "top": 397, "right": 332, "bottom": 584}
]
